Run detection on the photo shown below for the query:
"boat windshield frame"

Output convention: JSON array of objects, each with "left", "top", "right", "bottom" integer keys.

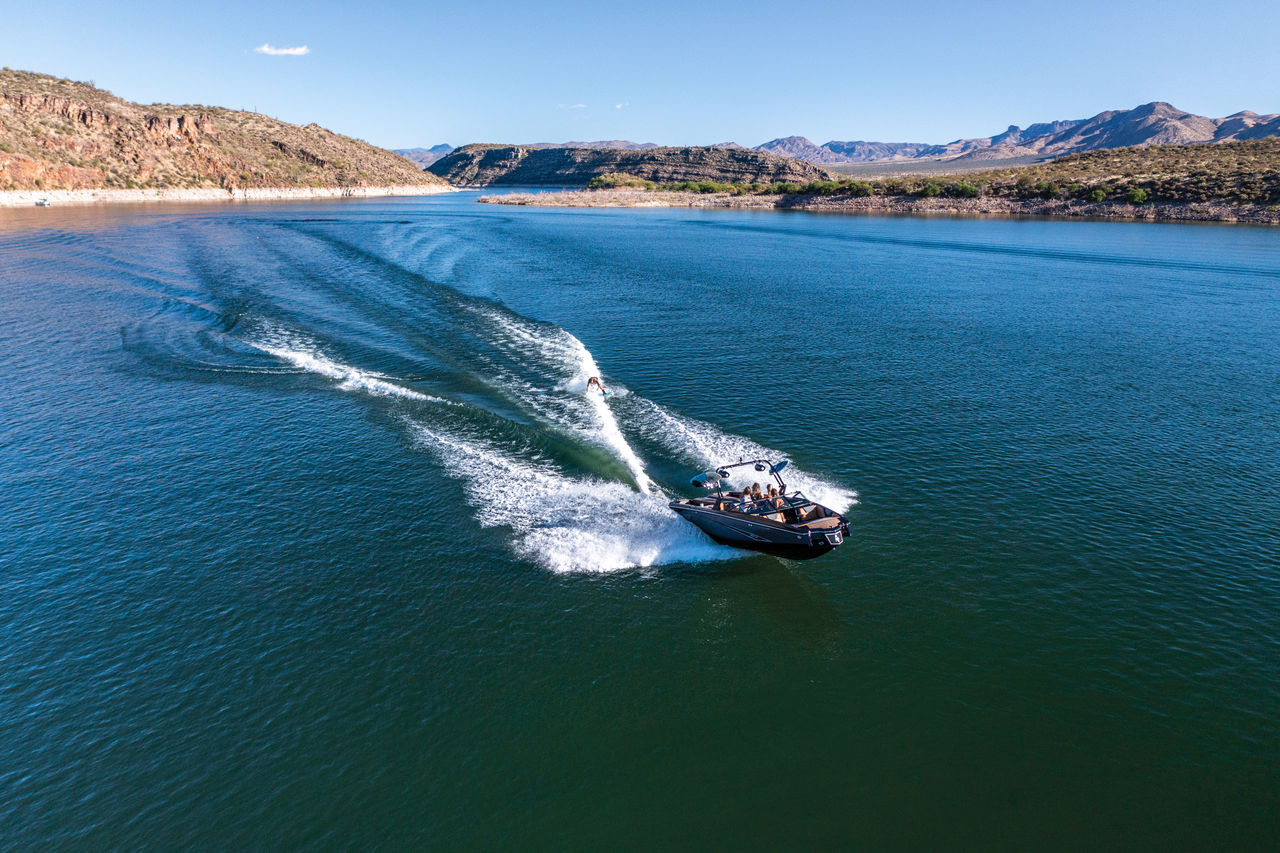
[{"left": 694, "top": 458, "right": 793, "bottom": 498}]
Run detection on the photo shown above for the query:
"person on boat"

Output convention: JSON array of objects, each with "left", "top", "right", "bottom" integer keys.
[
  {"left": 751, "top": 483, "right": 764, "bottom": 501},
  {"left": 586, "top": 376, "right": 607, "bottom": 395}
]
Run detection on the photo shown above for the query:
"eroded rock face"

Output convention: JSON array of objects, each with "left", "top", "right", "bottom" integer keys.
[
  {"left": 429, "top": 145, "right": 835, "bottom": 186},
  {"left": 3, "top": 92, "right": 117, "bottom": 129},
  {"left": 0, "top": 152, "right": 104, "bottom": 188},
  {"left": 143, "top": 114, "right": 214, "bottom": 143}
]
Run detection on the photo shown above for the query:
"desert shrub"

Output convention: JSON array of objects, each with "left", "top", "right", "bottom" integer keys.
[
  {"left": 947, "top": 181, "right": 980, "bottom": 198},
  {"left": 1088, "top": 188, "right": 1107, "bottom": 203},
  {"left": 877, "top": 178, "right": 908, "bottom": 196},
  {"left": 1126, "top": 187, "right": 1150, "bottom": 204},
  {"left": 801, "top": 180, "right": 841, "bottom": 196},
  {"left": 661, "top": 180, "right": 733, "bottom": 193},
  {"left": 846, "top": 180, "right": 873, "bottom": 197},
  {"left": 919, "top": 182, "right": 943, "bottom": 197},
  {"left": 588, "top": 172, "right": 650, "bottom": 190},
  {"left": 1035, "top": 180, "right": 1060, "bottom": 199}
]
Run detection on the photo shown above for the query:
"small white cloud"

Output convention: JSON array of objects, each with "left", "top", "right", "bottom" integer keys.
[
  {"left": 558, "top": 103, "right": 587, "bottom": 110},
  {"left": 255, "top": 43, "right": 310, "bottom": 56},
  {"left": 615, "top": 102, "right": 627, "bottom": 110}
]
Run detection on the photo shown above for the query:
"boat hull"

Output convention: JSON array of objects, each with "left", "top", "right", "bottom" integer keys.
[{"left": 669, "top": 502, "right": 846, "bottom": 560}]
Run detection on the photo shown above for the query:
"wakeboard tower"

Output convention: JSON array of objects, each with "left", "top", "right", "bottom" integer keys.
[{"left": 668, "top": 458, "right": 849, "bottom": 559}]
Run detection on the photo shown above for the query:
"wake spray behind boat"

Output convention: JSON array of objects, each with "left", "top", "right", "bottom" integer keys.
[{"left": 668, "top": 458, "right": 850, "bottom": 559}]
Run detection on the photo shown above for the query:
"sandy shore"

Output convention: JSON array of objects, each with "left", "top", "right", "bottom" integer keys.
[
  {"left": 0, "top": 184, "right": 455, "bottom": 208},
  {"left": 481, "top": 188, "right": 1280, "bottom": 224}
]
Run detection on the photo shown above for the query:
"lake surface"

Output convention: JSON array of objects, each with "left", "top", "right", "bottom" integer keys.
[{"left": 2, "top": 194, "right": 1277, "bottom": 849}]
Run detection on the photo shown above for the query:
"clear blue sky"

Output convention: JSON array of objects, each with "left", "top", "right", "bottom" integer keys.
[{"left": 4, "top": 0, "right": 1278, "bottom": 149}]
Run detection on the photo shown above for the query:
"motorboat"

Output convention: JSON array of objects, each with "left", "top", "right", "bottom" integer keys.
[{"left": 668, "top": 458, "right": 850, "bottom": 559}]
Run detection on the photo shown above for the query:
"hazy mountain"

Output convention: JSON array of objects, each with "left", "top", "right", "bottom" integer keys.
[
  {"left": 394, "top": 144, "right": 454, "bottom": 168},
  {"left": 756, "top": 102, "right": 1280, "bottom": 165}
]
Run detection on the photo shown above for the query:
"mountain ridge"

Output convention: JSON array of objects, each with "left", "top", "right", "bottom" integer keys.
[
  {"left": 755, "top": 102, "right": 1280, "bottom": 164},
  {"left": 417, "top": 102, "right": 1280, "bottom": 170},
  {"left": 427, "top": 144, "right": 834, "bottom": 187}
]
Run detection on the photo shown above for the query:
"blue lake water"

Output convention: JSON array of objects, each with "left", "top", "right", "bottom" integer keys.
[{"left": 1, "top": 194, "right": 1278, "bottom": 848}]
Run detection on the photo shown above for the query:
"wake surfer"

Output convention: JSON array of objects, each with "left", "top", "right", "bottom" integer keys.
[{"left": 586, "top": 376, "right": 607, "bottom": 395}]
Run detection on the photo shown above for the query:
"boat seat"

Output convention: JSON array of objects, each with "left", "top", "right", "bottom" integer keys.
[{"left": 799, "top": 516, "right": 843, "bottom": 530}]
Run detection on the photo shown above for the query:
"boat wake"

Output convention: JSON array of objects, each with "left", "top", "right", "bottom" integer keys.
[
  {"left": 410, "top": 424, "right": 728, "bottom": 573},
  {"left": 123, "top": 217, "right": 855, "bottom": 572}
]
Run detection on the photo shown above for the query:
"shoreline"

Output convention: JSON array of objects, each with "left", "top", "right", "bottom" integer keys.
[
  {"left": 480, "top": 188, "right": 1280, "bottom": 225},
  {"left": 0, "top": 184, "right": 455, "bottom": 208}
]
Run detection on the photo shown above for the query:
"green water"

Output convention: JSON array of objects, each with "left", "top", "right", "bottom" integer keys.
[{"left": 1, "top": 196, "right": 1277, "bottom": 849}]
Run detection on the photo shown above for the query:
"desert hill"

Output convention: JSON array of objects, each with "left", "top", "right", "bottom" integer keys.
[
  {"left": 0, "top": 69, "right": 446, "bottom": 192},
  {"left": 428, "top": 144, "right": 833, "bottom": 186}
]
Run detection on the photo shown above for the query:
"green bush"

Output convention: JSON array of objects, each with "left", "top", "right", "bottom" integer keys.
[
  {"left": 1126, "top": 187, "right": 1150, "bottom": 204},
  {"left": 589, "top": 172, "right": 652, "bottom": 190},
  {"left": 847, "top": 180, "right": 873, "bottom": 197},
  {"left": 1035, "top": 180, "right": 1060, "bottom": 199},
  {"left": 1088, "top": 188, "right": 1107, "bottom": 203},
  {"left": 919, "top": 182, "right": 943, "bottom": 197},
  {"left": 878, "top": 178, "right": 908, "bottom": 196},
  {"left": 801, "top": 180, "right": 842, "bottom": 196},
  {"left": 947, "top": 181, "right": 980, "bottom": 198}
]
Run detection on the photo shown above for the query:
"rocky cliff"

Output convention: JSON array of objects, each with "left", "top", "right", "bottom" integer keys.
[
  {"left": 428, "top": 144, "right": 834, "bottom": 186},
  {"left": 0, "top": 69, "right": 447, "bottom": 191}
]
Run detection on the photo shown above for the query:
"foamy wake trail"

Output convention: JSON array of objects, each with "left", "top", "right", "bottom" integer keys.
[
  {"left": 477, "top": 308, "right": 656, "bottom": 495},
  {"left": 411, "top": 423, "right": 731, "bottom": 573},
  {"left": 250, "top": 326, "right": 445, "bottom": 403},
  {"left": 626, "top": 398, "right": 858, "bottom": 513}
]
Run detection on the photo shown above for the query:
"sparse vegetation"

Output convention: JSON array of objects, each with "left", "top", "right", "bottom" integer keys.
[
  {"left": 0, "top": 68, "right": 445, "bottom": 192},
  {"left": 588, "top": 172, "right": 653, "bottom": 190},
  {"left": 581, "top": 139, "right": 1280, "bottom": 209}
]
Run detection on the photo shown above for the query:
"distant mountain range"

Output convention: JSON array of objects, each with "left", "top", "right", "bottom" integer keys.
[
  {"left": 410, "top": 102, "right": 1280, "bottom": 170},
  {"left": 394, "top": 144, "right": 455, "bottom": 168},
  {"left": 754, "top": 102, "right": 1280, "bottom": 165},
  {"left": 395, "top": 139, "right": 662, "bottom": 168}
]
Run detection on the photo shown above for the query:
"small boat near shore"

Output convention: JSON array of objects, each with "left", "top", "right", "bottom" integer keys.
[
  {"left": 34, "top": 198, "right": 51, "bottom": 207},
  {"left": 669, "top": 458, "right": 850, "bottom": 559}
]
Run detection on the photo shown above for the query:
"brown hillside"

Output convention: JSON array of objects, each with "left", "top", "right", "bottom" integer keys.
[
  {"left": 429, "top": 144, "right": 834, "bottom": 186},
  {"left": 0, "top": 68, "right": 445, "bottom": 191}
]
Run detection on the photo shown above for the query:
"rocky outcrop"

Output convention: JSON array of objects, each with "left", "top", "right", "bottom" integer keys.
[
  {"left": 0, "top": 68, "right": 448, "bottom": 191},
  {"left": 428, "top": 144, "right": 835, "bottom": 186}
]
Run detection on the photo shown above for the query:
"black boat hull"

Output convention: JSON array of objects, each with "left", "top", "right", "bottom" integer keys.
[{"left": 668, "top": 502, "right": 846, "bottom": 560}]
